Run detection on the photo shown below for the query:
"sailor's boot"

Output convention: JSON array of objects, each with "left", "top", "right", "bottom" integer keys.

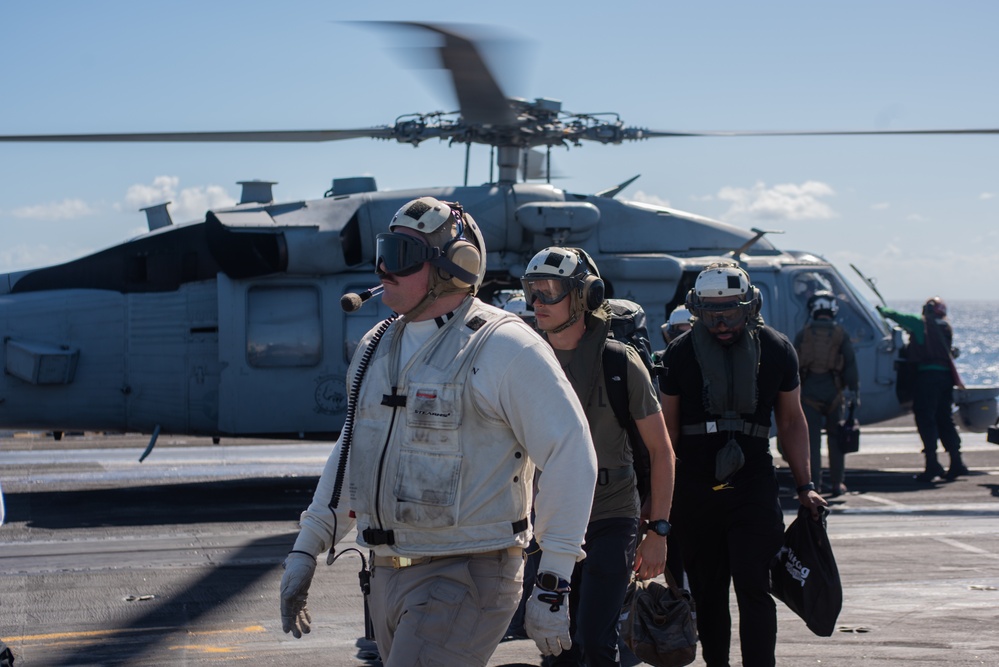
[
  {"left": 945, "top": 450, "right": 970, "bottom": 480},
  {"left": 914, "top": 449, "right": 946, "bottom": 483}
]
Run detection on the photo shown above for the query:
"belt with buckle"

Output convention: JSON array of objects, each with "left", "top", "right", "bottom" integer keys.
[
  {"left": 371, "top": 547, "right": 523, "bottom": 570},
  {"left": 681, "top": 419, "right": 770, "bottom": 439}
]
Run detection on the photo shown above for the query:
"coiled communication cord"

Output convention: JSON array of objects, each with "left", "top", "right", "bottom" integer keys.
[
  {"left": 324, "top": 313, "right": 396, "bottom": 618},
  {"left": 329, "top": 315, "right": 397, "bottom": 514}
]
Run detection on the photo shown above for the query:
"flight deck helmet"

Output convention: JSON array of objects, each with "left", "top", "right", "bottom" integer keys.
[
  {"left": 497, "top": 289, "right": 535, "bottom": 324},
  {"left": 378, "top": 196, "right": 486, "bottom": 296},
  {"left": 521, "top": 247, "right": 605, "bottom": 332},
  {"left": 924, "top": 296, "right": 947, "bottom": 319},
  {"left": 685, "top": 261, "right": 761, "bottom": 329},
  {"left": 663, "top": 305, "right": 693, "bottom": 342},
  {"left": 807, "top": 290, "right": 839, "bottom": 319}
]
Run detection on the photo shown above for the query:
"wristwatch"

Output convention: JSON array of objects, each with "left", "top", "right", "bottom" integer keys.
[
  {"left": 796, "top": 482, "right": 817, "bottom": 494},
  {"left": 647, "top": 519, "right": 672, "bottom": 537},
  {"left": 536, "top": 571, "right": 571, "bottom": 592}
]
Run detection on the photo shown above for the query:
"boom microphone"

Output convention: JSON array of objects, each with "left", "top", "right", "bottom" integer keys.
[{"left": 340, "top": 284, "right": 384, "bottom": 312}]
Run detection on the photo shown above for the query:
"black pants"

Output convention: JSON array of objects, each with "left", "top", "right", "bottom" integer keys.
[
  {"left": 550, "top": 516, "right": 639, "bottom": 667},
  {"left": 913, "top": 369, "right": 961, "bottom": 456},
  {"left": 671, "top": 471, "right": 784, "bottom": 667}
]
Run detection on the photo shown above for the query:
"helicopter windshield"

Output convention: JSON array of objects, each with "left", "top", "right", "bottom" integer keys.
[{"left": 790, "top": 268, "right": 881, "bottom": 344}]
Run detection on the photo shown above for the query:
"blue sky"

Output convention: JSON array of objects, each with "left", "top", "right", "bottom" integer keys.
[{"left": 1, "top": 0, "right": 996, "bottom": 299}]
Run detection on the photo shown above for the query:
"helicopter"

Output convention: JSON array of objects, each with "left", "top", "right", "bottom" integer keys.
[{"left": 2, "top": 22, "right": 997, "bottom": 455}]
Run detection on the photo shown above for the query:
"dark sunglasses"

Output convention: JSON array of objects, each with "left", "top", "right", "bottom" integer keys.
[{"left": 376, "top": 233, "right": 438, "bottom": 277}]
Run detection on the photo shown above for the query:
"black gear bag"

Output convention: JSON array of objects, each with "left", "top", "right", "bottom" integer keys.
[
  {"left": 620, "top": 571, "right": 698, "bottom": 667},
  {"left": 837, "top": 400, "right": 861, "bottom": 454},
  {"left": 770, "top": 506, "right": 843, "bottom": 636}
]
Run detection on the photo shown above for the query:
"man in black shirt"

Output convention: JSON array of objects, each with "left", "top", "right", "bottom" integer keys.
[{"left": 661, "top": 262, "right": 826, "bottom": 667}]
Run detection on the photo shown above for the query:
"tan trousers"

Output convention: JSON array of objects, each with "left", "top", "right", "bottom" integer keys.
[{"left": 368, "top": 548, "right": 524, "bottom": 666}]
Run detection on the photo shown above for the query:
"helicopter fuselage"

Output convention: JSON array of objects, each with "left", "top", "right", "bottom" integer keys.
[{"left": 0, "top": 180, "right": 921, "bottom": 439}]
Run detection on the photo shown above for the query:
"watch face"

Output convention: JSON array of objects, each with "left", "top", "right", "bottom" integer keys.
[
  {"left": 649, "top": 520, "right": 671, "bottom": 536},
  {"left": 537, "top": 572, "right": 560, "bottom": 591}
]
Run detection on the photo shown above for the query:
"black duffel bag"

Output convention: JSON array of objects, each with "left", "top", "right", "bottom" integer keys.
[
  {"left": 620, "top": 570, "right": 698, "bottom": 667},
  {"left": 770, "top": 506, "right": 842, "bottom": 636}
]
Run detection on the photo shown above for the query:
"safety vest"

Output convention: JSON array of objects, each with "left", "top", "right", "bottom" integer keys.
[
  {"left": 347, "top": 298, "right": 534, "bottom": 557},
  {"left": 798, "top": 323, "right": 845, "bottom": 384}
]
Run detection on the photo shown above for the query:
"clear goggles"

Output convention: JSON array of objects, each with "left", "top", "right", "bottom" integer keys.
[
  {"left": 698, "top": 300, "right": 753, "bottom": 329},
  {"left": 375, "top": 233, "right": 439, "bottom": 277},
  {"left": 521, "top": 277, "right": 575, "bottom": 305}
]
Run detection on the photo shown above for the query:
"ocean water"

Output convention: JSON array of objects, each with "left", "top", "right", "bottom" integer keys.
[{"left": 889, "top": 300, "right": 999, "bottom": 387}]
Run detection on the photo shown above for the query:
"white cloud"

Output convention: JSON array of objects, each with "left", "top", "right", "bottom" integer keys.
[
  {"left": 9, "top": 199, "right": 97, "bottom": 220},
  {"left": 905, "top": 213, "right": 928, "bottom": 223},
  {"left": 119, "top": 176, "right": 237, "bottom": 223},
  {"left": 631, "top": 190, "right": 671, "bottom": 208},
  {"left": 980, "top": 192, "right": 995, "bottom": 201},
  {"left": 716, "top": 180, "right": 836, "bottom": 222},
  {"left": 123, "top": 175, "right": 180, "bottom": 210},
  {"left": 871, "top": 202, "right": 890, "bottom": 210},
  {"left": 172, "top": 184, "right": 236, "bottom": 221},
  {"left": 829, "top": 241, "right": 999, "bottom": 301}
]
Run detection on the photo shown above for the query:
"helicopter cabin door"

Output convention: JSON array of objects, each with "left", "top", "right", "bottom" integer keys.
[
  {"left": 217, "top": 274, "right": 326, "bottom": 436},
  {"left": 216, "top": 274, "right": 391, "bottom": 438}
]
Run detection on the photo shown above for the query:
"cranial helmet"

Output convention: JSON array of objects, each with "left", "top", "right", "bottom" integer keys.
[
  {"left": 684, "top": 261, "right": 762, "bottom": 324},
  {"left": 497, "top": 289, "right": 535, "bottom": 323},
  {"left": 521, "top": 247, "right": 605, "bottom": 332},
  {"left": 664, "top": 305, "right": 693, "bottom": 341},
  {"left": 385, "top": 196, "right": 486, "bottom": 295},
  {"left": 807, "top": 290, "right": 839, "bottom": 319},
  {"left": 668, "top": 305, "right": 693, "bottom": 327},
  {"left": 924, "top": 296, "right": 947, "bottom": 318}
]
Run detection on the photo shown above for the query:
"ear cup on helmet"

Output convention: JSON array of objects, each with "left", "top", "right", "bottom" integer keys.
[
  {"left": 684, "top": 288, "right": 701, "bottom": 318},
  {"left": 580, "top": 274, "right": 605, "bottom": 311},
  {"left": 442, "top": 238, "right": 482, "bottom": 289},
  {"left": 747, "top": 285, "right": 762, "bottom": 317}
]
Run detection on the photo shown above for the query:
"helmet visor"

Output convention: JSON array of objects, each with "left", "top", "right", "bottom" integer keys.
[
  {"left": 376, "top": 233, "right": 437, "bottom": 277},
  {"left": 521, "top": 277, "right": 574, "bottom": 305}
]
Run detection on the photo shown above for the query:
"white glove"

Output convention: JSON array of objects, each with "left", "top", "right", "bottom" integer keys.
[
  {"left": 280, "top": 551, "right": 317, "bottom": 638},
  {"left": 524, "top": 577, "right": 571, "bottom": 656}
]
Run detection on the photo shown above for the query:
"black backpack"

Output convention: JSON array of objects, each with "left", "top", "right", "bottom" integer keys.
[{"left": 602, "top": 298, "right": 662, "bottom": 507}]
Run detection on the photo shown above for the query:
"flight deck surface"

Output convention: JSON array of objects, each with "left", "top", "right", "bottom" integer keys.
[{"left": 1, "top": 424, "right": 997, "bottom": 666}]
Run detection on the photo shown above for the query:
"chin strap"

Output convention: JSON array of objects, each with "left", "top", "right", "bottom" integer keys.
[
  {"left": 400, "top": 290, "right": 440, "bottom": 324},
  {"left": 548, "top": 311, "right": 581, "bottom": 334}
]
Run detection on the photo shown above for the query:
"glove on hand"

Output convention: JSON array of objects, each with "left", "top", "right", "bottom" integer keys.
[
  {"left": 280, "top": 551, "right": 317, "bottom": 638},
  {"left": 524, "top": 580, "right": 571, "bottom": 656}
]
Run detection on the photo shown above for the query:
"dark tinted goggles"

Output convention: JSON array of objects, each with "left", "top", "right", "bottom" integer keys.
[
  {"left": 698, "top": 301, "right": 752, "bottom": 329},
  {"left": 376, "top": 233, "right": 438, "bottom": 277},
  {"left": 521, "top": 277, "right": 574, "bottom": 305}
]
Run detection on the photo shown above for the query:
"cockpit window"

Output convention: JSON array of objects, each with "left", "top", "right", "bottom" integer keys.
[{"left": 792, "top": 269, "right": 875, "bottom": 344}]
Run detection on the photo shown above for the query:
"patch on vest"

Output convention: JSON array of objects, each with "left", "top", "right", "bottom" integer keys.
[{"left": 466, "top": 315, "right": 487, "bottom": 331}]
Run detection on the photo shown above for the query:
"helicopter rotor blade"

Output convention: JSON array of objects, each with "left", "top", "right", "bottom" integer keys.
[
  {"left": 635, "top": 127, "right": 999, "bottom": 138},
  {"left": 393, "top": 22, "right": 517, "bottom": 128},
  {"left": 0, "top": 128, "right": 397, "bottom": 143}
]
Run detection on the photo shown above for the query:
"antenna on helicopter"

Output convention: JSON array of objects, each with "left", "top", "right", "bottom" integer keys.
[
  {"left": 595, "top": 175, "right": 641, "bottom": 199},
  {"left": 729, "top": 227, "right": 784, "bottom": 261},
  {"left": 850, "top": 264, "right": 888, "bottom": 308}
]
